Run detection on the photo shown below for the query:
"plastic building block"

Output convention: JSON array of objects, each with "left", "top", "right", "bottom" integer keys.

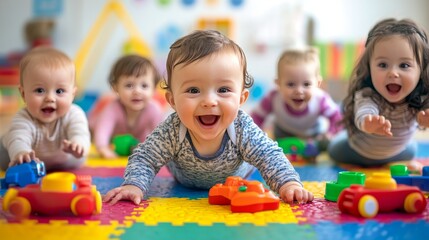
[
  {"left": 0, "top": 160, "right": 46, "bottom": 189},
  {"left": 390, "top": 165, "right": 429, "bottom": 191},
  {"left": 2, "top": 172, "right": 102, "bottom": 217},
  {"left": 208, "top": 176, "right": 280, "bottom": 213},
  {"left": 112, "top": 134, "right": 139, "bottom": 156},
  {"left": 277, "top": 137, "right": 319, "bottom": 163},
  {"left": 337, "top": 172, "right": 427, "bottom": 218},
  {"left": 325, "top": 171, "right": 365, "bottom": 202}
]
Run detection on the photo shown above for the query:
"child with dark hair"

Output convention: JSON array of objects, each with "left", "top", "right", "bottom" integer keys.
[
  {"left": 103, "top": 30, "right": 314, "bottom": 205},
  {"left": 328, "top": 18, "right": 429, "bottom": 170},
  {"left": 89, "top": 55, "right": 164, "bottom": 159}
]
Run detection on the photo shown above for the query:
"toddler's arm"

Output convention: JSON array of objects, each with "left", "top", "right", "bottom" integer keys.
[
  {"left": 417, "top": 109, "right": 429, "bottom": 128},
  {"left": 278, "top": 181, "right": 314, "bottom": 204},
  {"left": 65, "top": 105, "right": 91, "bottom": 158},
  {"left": 361, "top": 114, "right": 392, "bottom": 136},
  {"left": 103, "top": 185, "right": 143, "bottom": 205},
  {"left": 10, "top": 150, "right": 40, "bottom": 167},
  {"left": 62, "top": 139, "right": 85, "bottom": 158},
  {"left": 97, "top": 146, "right": 118, "bottom": 159}
]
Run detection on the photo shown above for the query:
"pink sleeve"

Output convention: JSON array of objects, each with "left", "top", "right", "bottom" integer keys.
[
  {"left": 92, "top": 100, "right": 122, "bottom": 148},
  {"left": 319, "top": 93, "right": 343, "bottom": 134},
  {"left": 250, "top": 90, "right": 275, "bottom": 127},
  {"left": 135, "top": 101, "right": 164, "bottom": 142}
]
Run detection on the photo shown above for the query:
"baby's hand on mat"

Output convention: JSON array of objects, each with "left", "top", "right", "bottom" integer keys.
[
  {"left": 362, "top": 114, "right": 392, "bottom": 136},
  {"left": 10, "top": 150, "right": 40, "bottom": 167},
  {"left": 103, "top": 185, "right": 143, "bottom": 205},
  {"left": 62, "top": 139, "right": 85, "bottom": 158},
  {"left": 98, "top": 146, "right": 118, "bottom": 159},
  {"left": 279, "top": 181, "right": 314, "bottom": 204},
  {"left": 417, "top": 109, "right": 429, "bottom": 128}
]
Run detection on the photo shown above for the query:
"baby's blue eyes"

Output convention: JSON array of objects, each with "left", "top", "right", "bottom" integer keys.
[
  {"left": 185, "top": 87, "right": 231, "bottom": 94},
  {"left": 286, "top": 82, "right": 312, "bottom": 87},
  {"left": 218, "top": 87, "right": 230, "bottom": 93},
  {"left": 125, "top": 84, "right": 149, "bottom": 88},
  {"left": 187, "top": 88, "right": 199, "bottom": 94},
  {"left": 33, "top": 88, "right": 65, "bottom": 94},
  {"left": 377, "top": 63, "right": 410, "bottom": 69},
  {"left": 400, "top": 63, "right": 410, "bottom": 68},
  {"left": 35, "top": 88, "right": 44, "bottom": 93}
]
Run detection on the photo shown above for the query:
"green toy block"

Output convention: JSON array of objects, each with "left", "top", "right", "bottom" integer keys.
[
  {"left": 111, "top": 134, "right": 139, "bottom": 156},
  {"left": 325, "top": 171, "right": 366, "bottom": 202}
]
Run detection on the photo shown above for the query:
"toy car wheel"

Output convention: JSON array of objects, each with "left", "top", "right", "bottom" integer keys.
[
  {"left": 92, "top": 186, "right": 102, "bottom": 214},
  {"left": 2, "top": 188, "right": 19, "bottom": 211},
  {"left": 358, "top": 195, "right": 379, "bottom": 218},
  {"left": 404, "top": 192, "right": 426, "bottom": 213},
  {"left": 71, "top": 195, "right": 94, "bottom": 216},
  {"left": 8, "top": 197, "right": 32, "bottom": 217}
]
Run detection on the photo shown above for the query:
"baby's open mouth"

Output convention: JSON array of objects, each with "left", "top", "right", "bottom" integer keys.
[
  {"left": 292, "top": 99, "right": 304, "bottom": 104},
  {"left": 386, "top": 84, "right": 401, "bottom": 93},
  {"left": 198, "top": 115, "right": 219, "bottom": 126},
  {"left": 42, "top": 107, "right": 55, "bottom": 113}
]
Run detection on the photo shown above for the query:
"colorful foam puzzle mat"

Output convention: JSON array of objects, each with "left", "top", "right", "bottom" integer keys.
[{"left": 1, "top": 142, "right": 429, "bottom": 240}]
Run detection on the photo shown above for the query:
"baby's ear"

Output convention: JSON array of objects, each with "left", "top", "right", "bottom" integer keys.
[
  {"left": 72, "top": 86, "right": 77, "bottom": 97},
  {"left": 240, "top": 89, "right": 249, "bottom": 105},
  {"left": 19, "top": 85, "right": 25, "bottom": 100},
  {"left": 317, "top": 76, "right": 322, "bottom": 87},
  {"left": 165, "top": 91, "right": 176, "bottom": 110}
]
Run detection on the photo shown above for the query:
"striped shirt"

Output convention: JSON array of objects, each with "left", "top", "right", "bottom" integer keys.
[
  {"left": 1, "top": 104, "right": 90, "bottom": 170},
  {"left": 350, "top": 89, "right": 418, "bottom": 159},
  {"left": 123, "top": 110, "right": 301, "bottom": 195}
]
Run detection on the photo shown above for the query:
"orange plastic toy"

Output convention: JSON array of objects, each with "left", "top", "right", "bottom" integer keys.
[
  {"left": 2, "top": 172, "right": 102, "bottom": 218},
  {"left": 208, "top": 176, "right": 280, "bottom": 213}
]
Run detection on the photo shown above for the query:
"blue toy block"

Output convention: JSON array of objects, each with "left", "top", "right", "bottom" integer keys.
[{"left": 391, "top": 165, "right": 429, "bottom": 191}]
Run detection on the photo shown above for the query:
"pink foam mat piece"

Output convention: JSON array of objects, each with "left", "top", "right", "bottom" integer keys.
[
  {"left": 296, "top": 198, "right": 429, "bottom": 224},
  {"left": 0, "top": 200, "right": 150, "bottom": 225}
]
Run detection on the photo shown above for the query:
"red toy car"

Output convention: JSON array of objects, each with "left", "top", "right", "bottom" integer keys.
[
  {"left": 337, "top": 172, "right": 427, "bottom": 218},
  {"left": 208, "top": 176, "right": 280, "bottom": 213},
  {"left": 2, "top": 172, "right": 102, "bottom": 217}
]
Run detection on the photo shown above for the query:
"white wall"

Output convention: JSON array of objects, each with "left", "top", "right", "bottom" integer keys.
[{"left": 1, "top": 0, "right": 428, "bottom": 108}]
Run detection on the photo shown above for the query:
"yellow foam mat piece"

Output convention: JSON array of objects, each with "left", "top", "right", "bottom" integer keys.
[
  {"left": 127, "top": 197, "right": 302, "bottom": 226},
  {"left": 0, "top": 219, "right": 129, "bottom": 240},
  {"left": 303, "top": 181, "right": 326, "bottom": 199},
  {"left": 84, "top": 157, "right": 128, "bottom": 167}
]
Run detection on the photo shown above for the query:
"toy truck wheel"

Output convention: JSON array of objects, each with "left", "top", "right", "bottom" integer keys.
[
  {"left": 8, "top": 197, "right": 32, "bottom": 217},
  {"left": 71, "top": 195, "right": 94, "bottom": 216},
  {"left": 92, "top": 187, "right": 102, "bottom": 214},
  {"left": 358, "top": 195, "right": 379, "bottom": 218},
  {"left": 404, "top": 192, "right": 426, "bottom": 213},
  {"left": 2, "top": 188, "right": 19, "bottom": 211}
]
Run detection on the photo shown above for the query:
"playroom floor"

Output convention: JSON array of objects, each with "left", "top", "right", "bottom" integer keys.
[{"left": 1, "top": 115, "right": 429, "bottom": 240}]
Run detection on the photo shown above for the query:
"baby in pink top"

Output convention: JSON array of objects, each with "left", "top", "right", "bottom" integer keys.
[{"left": 89, "top": 55, "right": 164, "bottom": 158}]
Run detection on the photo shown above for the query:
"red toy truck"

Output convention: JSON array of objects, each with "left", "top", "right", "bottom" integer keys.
[
  {"left": 2, "top": 172, "right": 102, "bottom": 217},
  {"left": 337, "top": 172, "right": 426, "bottom": 218}
]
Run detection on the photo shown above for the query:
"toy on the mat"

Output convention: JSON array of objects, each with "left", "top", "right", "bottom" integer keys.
[
  {"left": 2, "top": 172, "right": 102, "bottom": 217},
  {"left": 337, "top": 172, "right": 427, "bottom": 218},
  {"left": 112, "top": 134, "right": 139, "bottom": 156},
  {"left": 390, "top": 164, "right": 429, "bottom": 191},
  {"left": 208, "top": 176, "right": 280, "bottom": 213},
  {"left": 325, "top": 171, "right": 365, "bottom": 202},
  {"left": 0, "top": 160, "right": 46, "bottom": 189},
  {"left": 276, "top": 137, "right": 319, "bottom": 163}
]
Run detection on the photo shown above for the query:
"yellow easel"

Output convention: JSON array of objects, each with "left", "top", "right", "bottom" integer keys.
[{"left": 74, "top": 0, "right": 151, "bottom": 93}]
